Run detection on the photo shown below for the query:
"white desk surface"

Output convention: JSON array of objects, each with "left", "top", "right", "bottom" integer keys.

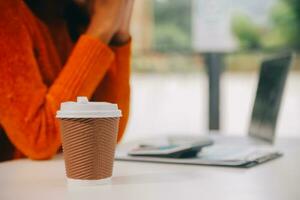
[{"left": 0, "top": 136, "right": 299, "bottom": 200}]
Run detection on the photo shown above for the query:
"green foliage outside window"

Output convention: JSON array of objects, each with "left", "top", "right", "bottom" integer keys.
[
  {"left": 232, "top": 13, "right": 262, "bottom": 50},
  {"left": 232, "top": 0, "right": 300, "bottom": 50},
  {"left": 153, "top": 0, "right": 192, "bottom": 52}
]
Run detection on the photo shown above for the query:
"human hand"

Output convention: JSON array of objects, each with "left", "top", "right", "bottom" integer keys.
[
  {"left": 85, "top": 0, "right": 126, "bottom": 43},
  {"left": 110, "top": 0, "right": 134, "bottom": 45}
]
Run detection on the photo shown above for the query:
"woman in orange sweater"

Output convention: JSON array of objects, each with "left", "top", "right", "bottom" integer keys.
[{"left": 0, "top": 0, "right": 133, "bottom": 161}]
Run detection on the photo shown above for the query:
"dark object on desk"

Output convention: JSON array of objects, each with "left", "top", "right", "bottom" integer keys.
[{"left": 128, "top": 136, "right": 213, "bottom": 158}]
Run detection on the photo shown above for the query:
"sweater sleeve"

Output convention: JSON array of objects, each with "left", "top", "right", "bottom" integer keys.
[
  {"left": 0, "top": 10, "right": 114, "bottom": 159},
  {"left": 92, "top": 40, "right": 131, "bottom": 142}
]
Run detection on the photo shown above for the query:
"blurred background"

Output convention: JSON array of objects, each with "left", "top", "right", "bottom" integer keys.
[{"left": 122, "top": 0, "right": 300, "bottom": 142}]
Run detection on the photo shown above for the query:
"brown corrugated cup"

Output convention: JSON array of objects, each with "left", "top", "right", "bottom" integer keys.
[{"left": 56, "top": 97, "right": 122, "bottom": 186}]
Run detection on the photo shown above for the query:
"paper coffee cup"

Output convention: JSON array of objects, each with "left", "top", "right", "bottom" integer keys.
[{"left": 56, "top": 97, "right": 122, "bottom": 186}]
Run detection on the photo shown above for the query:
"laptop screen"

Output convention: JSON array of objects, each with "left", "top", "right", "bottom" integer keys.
[{"left": 249, "top": 54, "right": 292, "bottom": 143}]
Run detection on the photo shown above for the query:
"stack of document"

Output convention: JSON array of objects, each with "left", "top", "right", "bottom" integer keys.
[{"left": 115, "top": 136, "right": 282, "bottom": 168}]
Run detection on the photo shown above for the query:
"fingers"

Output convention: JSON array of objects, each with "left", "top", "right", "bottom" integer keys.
[
  {"left": 109, "top": 0, "right": 134, "bottom": 45},
  {"left": 120, "top": 0, "right": 134, "bottom": 32},
  {"left": 85, "top": 0, "right": 126, "bottom": 43}
]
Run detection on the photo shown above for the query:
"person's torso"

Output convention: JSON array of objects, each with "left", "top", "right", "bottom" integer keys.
[{"left": 20, "top": 1, "right": 74, "bottom": 86}]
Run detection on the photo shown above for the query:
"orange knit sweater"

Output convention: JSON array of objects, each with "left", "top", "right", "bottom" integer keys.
[{"left": 0, "top": 1, "right": 130, "bottom": 160}]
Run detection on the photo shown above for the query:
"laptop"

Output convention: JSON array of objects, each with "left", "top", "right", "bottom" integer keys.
[
  {"left": 248, "top": 53, "right": 292, "bottom": 143},
  {"left": 115, "top": 53, "right": 293, "bottom": 167}
]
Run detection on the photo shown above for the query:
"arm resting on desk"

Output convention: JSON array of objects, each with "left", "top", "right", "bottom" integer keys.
[{"left": 0, "top": 14, "right": 114, "bottom": 160}]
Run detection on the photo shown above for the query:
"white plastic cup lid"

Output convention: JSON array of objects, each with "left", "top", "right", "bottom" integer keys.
[{"left": 56, "top": 97, "right": 122, "bottom": 118}]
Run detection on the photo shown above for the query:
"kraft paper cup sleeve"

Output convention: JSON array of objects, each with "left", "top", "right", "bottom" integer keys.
[{"left": 59, "top": 118, "right": 120, "bottom": 181}]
